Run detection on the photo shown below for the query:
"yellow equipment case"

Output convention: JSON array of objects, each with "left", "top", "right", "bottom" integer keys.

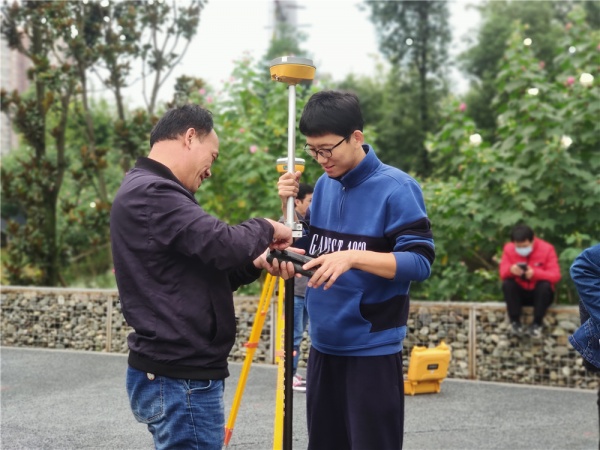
[{"left": 404, "top": 341, "right": 451, "bottom": 395}]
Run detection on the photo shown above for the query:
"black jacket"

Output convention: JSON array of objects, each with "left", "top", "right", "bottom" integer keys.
[{"left": 110, "top": 157, "right": 273, "bottom": 379}]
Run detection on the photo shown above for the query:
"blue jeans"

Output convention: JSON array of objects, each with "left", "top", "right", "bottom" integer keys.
[
  {"left": 126, "top": 366, "right": 225, "bottom": 450},
  {"left": 569, "top": 244, "right": 600, "bottom": 369},
  {"left": 293, "top": 295, "right": 309, "bottom": 374}
]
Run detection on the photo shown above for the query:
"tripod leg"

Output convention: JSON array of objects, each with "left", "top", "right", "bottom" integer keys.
[
  {"left": 273, "top": 277, "right": 286, "bottom": 449},
  {"left": 224, "top": 273, "right": 277, "bottom": 447}
]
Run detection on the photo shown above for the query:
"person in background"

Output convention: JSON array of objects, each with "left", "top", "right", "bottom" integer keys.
[
  {"left": 110, "top": 104, "right": 295, "bottom": 450},
  {"left": 568, "top": 243, "right": 600, "bottom": 440},
  {"left": 277, "top": 90, "right": 435, "bottom": 450},
  {"left": 289, "top": 182, "right": 313, "bottom": 392},
  {"left": 499, "top": 224, "right": 561, "bottom": 338}
]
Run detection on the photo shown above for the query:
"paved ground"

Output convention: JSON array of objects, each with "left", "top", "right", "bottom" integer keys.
[{"left": 1, "top": 347, "right": 598, "bottom": 449}]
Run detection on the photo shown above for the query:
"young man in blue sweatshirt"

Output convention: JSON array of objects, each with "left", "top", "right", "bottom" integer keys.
[{"left": 277, "top": 91, "right": 435, "bottom": 449}]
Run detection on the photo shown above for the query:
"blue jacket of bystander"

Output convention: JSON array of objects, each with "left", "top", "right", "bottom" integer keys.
[{"left": 569, "top": 244, "right": 600, "bottom": 369}]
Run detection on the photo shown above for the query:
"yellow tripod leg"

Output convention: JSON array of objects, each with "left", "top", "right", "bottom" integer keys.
[
  {"left": 273, "top": 276, "right": 286, "bottom": 450},
  {"left": 224, "top": 273, "right": 277, "bottom": 447}
]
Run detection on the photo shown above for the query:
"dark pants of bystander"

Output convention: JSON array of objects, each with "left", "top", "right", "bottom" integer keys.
[{"left": 502, "top": 279, "right": 554, "bottom": 326}]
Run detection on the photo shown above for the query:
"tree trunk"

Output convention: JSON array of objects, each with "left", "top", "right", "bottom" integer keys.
[{"left": 418, "top": 3, "right": 431, "bottom": 175}]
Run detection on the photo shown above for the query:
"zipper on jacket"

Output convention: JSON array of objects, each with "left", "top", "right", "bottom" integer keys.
[{"left": 339, "top": 186, "right": 347, "bottom": 232}]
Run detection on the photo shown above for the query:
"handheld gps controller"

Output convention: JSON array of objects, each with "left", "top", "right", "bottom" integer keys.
[{"left": 267, "top": 249, "right": 318, "bottom": 277}]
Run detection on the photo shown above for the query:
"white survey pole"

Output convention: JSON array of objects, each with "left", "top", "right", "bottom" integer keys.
[
  {"left": 269, "top": 56, "right": 315, "bottom": 450},
  {"left": 286, "top": 85, "right": 296, "bottom": 229},
  {"left": 270, "top": 56, "right": 315, "bottom": 238}
]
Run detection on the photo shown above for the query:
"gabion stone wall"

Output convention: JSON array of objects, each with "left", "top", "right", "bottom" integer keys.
[
  {"left": 1, "top": 286, "right": 597, "bottom": 390},
  {"left": 404, "top": 302, "right": 597, "bottom": 390},
  {"left": 474, "top": 306, "right": 593, "bottom": 388},
  {"left": 0, "top": 288, "right": 128, "bottom": 352}
]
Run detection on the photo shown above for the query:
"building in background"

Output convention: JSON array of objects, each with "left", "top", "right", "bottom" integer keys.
[
  {"left": 272, "top": 0, "right": 299, "bottom": 30},
  {"left": 1, "top": 35, "right": 30, "bottom": 156},
  {"left": 269, "top": 0, "right": 305, "bottom": 40}
]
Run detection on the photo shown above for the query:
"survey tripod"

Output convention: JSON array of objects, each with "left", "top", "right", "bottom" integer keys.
[
  {"left": 223, "top": 273, "right": 284, "bottom": 447},
  {"left": 224, "top": 57, "right": 315, "bottom": 450}
]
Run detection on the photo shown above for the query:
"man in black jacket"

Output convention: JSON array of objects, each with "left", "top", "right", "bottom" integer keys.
[{"left": 110, "top": 104, "right": 294, "bottom": 450}]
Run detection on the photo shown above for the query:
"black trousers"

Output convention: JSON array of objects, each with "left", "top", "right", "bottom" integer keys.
[
  {"left": 502, "top": 279, "right": 554, "bottom": 326},
  {"left": 306, "top": 347, "right": 404, "bottom": 450}
]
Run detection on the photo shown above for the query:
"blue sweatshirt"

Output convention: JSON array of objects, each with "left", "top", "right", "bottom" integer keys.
[{"left": 305, "top": 145, "right": 434, "bottom": 356}]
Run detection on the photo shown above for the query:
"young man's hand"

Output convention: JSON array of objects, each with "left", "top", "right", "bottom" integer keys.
[
  {"left": 277, "top": 171, "right": 301, "bottom": 215},
  {"left": 306, "top": 250, "right": 397, "bottom": 290},
  {"left": 305, "top": 251, "right": 354, "bottom": 290}
]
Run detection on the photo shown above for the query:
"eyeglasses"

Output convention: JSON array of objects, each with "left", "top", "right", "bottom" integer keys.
[{"left": 304, "top": 134, "right": 350, "bottom": 160}]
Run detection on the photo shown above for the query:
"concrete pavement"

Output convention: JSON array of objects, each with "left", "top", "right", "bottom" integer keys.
[{"left": 1, "top": 347, "right": 598, "bottom": 449}]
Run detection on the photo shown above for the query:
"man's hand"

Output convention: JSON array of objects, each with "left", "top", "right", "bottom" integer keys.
[
  {"left": 253, "top": 249, "right": 296, "bottom": 280},
  {"left": 510, "top": 263, "right": 534, "bottom": 280},
  {"left": 267, "top": 249, "right": 314, "bottom": 276},
  {"left": 264, "top": 219, "right": 293, "bottom": 250},
  {"left": 510, "top": 264, "right": 526, "bottom": 277}
]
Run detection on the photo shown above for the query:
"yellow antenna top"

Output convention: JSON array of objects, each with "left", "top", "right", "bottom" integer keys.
[{"left": 269, "top": 56, "right": 316, "bottom": 85}]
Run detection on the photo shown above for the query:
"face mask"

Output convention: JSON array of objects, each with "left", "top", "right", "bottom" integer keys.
[{"left": 515, "top": 246, "right": 532, "bottom": 257}]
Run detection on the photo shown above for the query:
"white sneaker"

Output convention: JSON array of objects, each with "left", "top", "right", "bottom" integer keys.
[
  {"left": 292, "top": 374, "right": 306, "bottom": 392},
  {"left": 529, "top": 324, "right": 543, "bottom": 339}
]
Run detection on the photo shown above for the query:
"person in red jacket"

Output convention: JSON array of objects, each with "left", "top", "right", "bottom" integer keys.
[{"left": 499, "top": 224, "right": 561, "bottom": 338}]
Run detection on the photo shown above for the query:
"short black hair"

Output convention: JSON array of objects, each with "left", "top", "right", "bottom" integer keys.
[
  {"left": 298, "top": 182, "right": 314, "bottom": 201},
  {"left": 510, "top": 224, "right": 534, "bottom": 242},
  {"left": 299, "top": 90, "right": 364, "bottom": 139},
  {"left": 150, "top": 104, "right": 213, "bottom": 148}
]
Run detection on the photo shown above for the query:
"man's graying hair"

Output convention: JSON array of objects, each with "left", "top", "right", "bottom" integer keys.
[{"left": 150, "top": 104, "right": 213, "bottom": 148}]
